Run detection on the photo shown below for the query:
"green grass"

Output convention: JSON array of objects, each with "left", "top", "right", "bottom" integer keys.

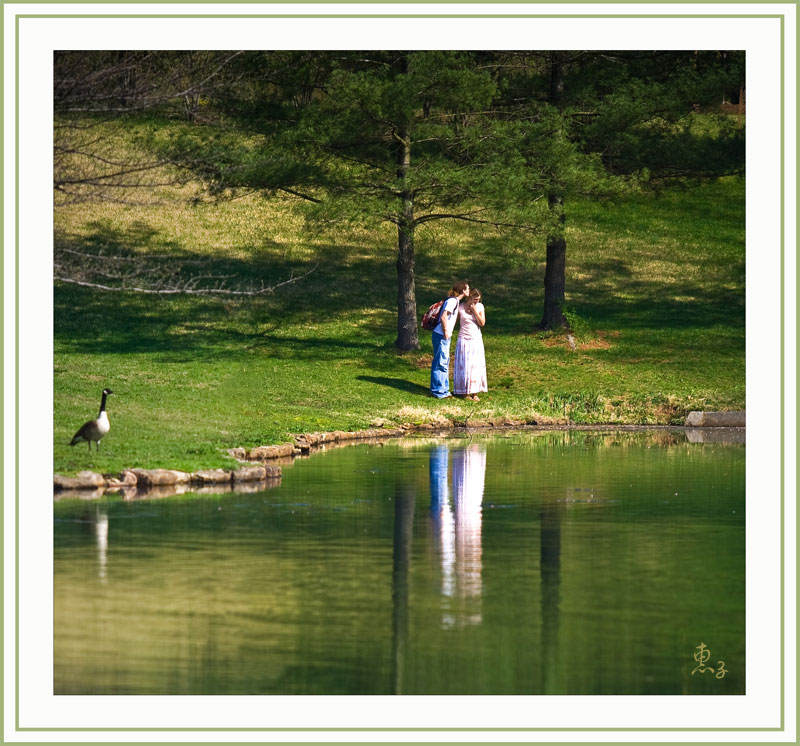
[{"left": 54, "top": 144, "right": 744, "bottom": 476}]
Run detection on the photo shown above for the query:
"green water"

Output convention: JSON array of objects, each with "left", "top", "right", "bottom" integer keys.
[{"left": 54, "top": 430, "right": 745, "bottom": 695}]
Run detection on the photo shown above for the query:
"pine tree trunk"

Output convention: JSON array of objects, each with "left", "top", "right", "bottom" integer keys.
[
  {"left": 396, "top": 213, "right": 419, "bottom": 350},
  {"left": 536, "top": 53, "right": 569, "bottom": 331},
  {"left": 394, "top": 77, "right": 419, "bottom": 351},
  {"left": 537, "top": 193, "right": 568, "bottom": 330}
]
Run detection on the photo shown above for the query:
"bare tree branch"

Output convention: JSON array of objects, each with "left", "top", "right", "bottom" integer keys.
[
  {"left": 53, "top": 247, "right": 319, "bottom": 297},
  {"left": 54, "top": 51, "right": 244, "bottom": 205}
]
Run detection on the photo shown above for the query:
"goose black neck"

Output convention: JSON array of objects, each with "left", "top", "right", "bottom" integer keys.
[{"left": 100, "top": 392, "right": 108, "bottom": 413}]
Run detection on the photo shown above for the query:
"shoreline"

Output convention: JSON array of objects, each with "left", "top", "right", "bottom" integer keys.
[{"left": 54, "top": 415, "right": 745, "bottom": 499}]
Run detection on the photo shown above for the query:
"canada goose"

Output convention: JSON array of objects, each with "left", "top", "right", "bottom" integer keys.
[{"left": 70, "top": 388, "right": 113, "bottom": 451}]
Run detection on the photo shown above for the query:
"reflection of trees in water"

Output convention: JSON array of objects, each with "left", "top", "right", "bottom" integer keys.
[
  {"left": 390, "top": 429, "right": 693, "bottom": 456},
  {"left": 391, "top": 484, "right": 415, "bottom": 695},
  {"left": 429, "top": 444, "right": 486, "bottom": 628},
  {"left": 562, "top": 430, "right": 684, "bottom": 449},
  {"left": 539, "top": 495, "right": 564, "bottom": 693}
]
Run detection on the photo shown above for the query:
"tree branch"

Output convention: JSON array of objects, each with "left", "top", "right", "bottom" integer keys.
[
  {"left": 54, "top": 263, "right": 318, "bottom": 296},
  {"left": 414, "top": 211, "right": 540, "bottom": 231},
  {"left": 278, "top": 187, "right": 322, "bottom": 203}
]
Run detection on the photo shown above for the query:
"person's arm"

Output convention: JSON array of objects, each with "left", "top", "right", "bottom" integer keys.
[
  {"left": 472, "top": 302, "right": 486, "bottom": 327},
  {"left": 442, "top": 299, "right": 457, "bottom": 339}
]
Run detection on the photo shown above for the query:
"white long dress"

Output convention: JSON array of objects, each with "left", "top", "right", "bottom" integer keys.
[{"left": 454, "top": 304, "right": 488, "bottom": 395}]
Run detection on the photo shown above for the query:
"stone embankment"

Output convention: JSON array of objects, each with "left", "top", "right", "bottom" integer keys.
[
  {"left": 54, "top": 464, "right": 281, "bottom": 498},
  {"left": 54, "top": 412, "right": 745, "bottom": 497},
  {"left": 227, "top": 425, "right": 432, "bottom": 462},
  {"left": 684, "top": 411, "right": 746, "bottom": 427},
  {"left": 683, "top": 410, "right": 746, "bottom": 444},
  {"left": 53, "top": 427, "right": 418, "bottom": 497}
]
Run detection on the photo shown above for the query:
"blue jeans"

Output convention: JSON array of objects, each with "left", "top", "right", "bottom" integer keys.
[{"left": 430, "top": 331, "right": 451, "bottom": 398}]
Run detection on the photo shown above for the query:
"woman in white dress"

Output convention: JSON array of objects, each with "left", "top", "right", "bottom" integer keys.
[{"left": 454, "top": 289, "right": 488, "bottom": 401}]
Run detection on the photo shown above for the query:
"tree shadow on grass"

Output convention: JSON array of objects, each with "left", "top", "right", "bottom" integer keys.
[
  {"left": 53, "top": 285, "right": 394, "bottom": 363},
  {"left": 356, "top": 376, "right": 430, "bottom": 396},
  {"left": 54, "top": 203, "right": 745, "bottom": 366},
  {"left": 54, "top": 221, "right": 397, "bottom": 316}
]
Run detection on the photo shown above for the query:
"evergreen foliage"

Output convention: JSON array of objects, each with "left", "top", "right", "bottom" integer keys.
[{"left": 55, "top": 50, "right": 745, "bottom": 343}]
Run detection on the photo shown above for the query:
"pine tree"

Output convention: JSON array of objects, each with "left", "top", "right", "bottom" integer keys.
[
  {"left": 492, "top": 51, "right": 745, "bottom": 329},
  {"left": 161, "top": 51, "right": 549, "bottom": 350},
  {"left": 70, "top": 50, "right": 744, "bottom": 337}
]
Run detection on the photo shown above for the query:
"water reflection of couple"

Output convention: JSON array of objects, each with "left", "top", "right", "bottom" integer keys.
[{"left": 429, "top": 443, "right": 487, "bottom": 627}]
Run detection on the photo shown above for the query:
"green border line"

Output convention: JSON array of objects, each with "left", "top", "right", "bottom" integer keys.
[
  {"left": 0, "top": 2, "right": 5, "bottom": 745},
  {"left": 13, "top": 12, "right": 790, "bottom": 18},
  {"left": 4, "top": 0, "right": 799, "bottom": 4},
  {"left": 778, "top": 10, "right": 785, "bottom": 734},
  {"left": 13, "top": 7, "right": 20, "bottom": 739},
  {"left": 9, "top": 7, "right": 787, "bottom": 737}
]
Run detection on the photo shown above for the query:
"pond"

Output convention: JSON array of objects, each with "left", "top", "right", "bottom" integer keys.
[{"left": 54, "top": 429, "right": 745, "bottom": 695}]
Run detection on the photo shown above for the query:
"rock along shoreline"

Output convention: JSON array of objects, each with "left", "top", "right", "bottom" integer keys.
[{"left": 53, "top": 410, "right": 744, "bottom": 499}]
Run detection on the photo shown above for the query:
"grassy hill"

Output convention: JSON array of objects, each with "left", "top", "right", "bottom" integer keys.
[{"left": 53, "top": 125, "right": 745, "bottom": 475}]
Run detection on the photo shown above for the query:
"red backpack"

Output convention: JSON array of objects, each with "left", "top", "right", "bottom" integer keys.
[{"left": 421, "top": 298, "right": 449, "bottom": 331}]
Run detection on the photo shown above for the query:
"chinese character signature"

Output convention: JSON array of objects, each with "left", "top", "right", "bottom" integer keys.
[{"left": 692, "top": 642, "right": 727, "bottom": 679}]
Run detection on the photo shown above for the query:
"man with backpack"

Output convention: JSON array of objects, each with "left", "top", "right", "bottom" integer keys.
[{"left": 428, "top": 281, "right": 470, "bottom": 399}]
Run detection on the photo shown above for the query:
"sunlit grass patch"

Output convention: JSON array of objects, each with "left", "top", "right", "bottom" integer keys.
[
  {"left": 53, "top": 119, "right": 744, "bottom": 475},
  {"left": 393, "top": 406, "right": 451, "bottom": 426}
]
